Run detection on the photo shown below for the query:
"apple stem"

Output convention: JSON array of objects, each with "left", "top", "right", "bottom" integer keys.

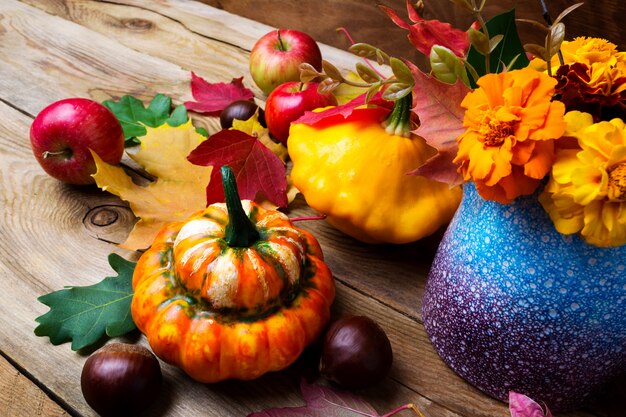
[
  {"left": 277, "top": 29, "right": 287, "bottom": 52},
  {"left": 42, "top": 149, "right": 73, "bottom": 159}
]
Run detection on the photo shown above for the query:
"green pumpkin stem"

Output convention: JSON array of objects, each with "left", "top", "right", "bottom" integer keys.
[
  {"left": 382, "top": 93, "right": 412, "bottom": 138},
  {"left": 222, "top": 166, "right": 260, "bottom": 247}
]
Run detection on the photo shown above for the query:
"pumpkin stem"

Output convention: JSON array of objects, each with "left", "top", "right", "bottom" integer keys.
[
  {"left": 222, "top": 166, "right": 260, "bottom": 247},
  {"left": 382, "top": 93, "right": 412, "bottom": 138}
]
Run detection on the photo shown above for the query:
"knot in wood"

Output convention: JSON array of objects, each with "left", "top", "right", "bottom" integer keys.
[
  {"left": 88, "top": 206, "right": 119, "bottom": 227},
  {"left": 121, "top": 18, "right": 153, "bottom": 31}
]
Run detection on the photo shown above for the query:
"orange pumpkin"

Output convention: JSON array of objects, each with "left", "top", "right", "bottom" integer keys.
[{"left": 131, "top": 167, "right": 335, "bottom": 382}]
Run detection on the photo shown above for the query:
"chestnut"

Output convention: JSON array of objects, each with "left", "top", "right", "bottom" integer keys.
[
  {"left": 81, "top": 343, "right": 162, "bottom": 416},
  {"left": 220, "top": 99, "right": 265, "bottom": 129},
  {"left": 319, "top": 315, "right": 393, "bottom": 389}
]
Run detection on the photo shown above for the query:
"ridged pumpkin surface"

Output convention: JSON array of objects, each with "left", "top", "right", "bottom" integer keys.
[{"left": 131, "top": 200, "right": 335, "bottom": 382}]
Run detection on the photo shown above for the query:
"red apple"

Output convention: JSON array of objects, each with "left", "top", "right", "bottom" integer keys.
[
  {"left": 30, "top": 98, "right": 125, "bottom": 185},
  {"left": 265, "top": 81, "right": 337, "bottom": 145},
  {"left": 249, "top": 29, "right": 322, "bottom": 95}
]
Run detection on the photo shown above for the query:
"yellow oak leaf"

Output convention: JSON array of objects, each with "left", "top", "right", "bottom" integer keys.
[{"left": 92, "top": 121, "right": 212, "bottom": 250}]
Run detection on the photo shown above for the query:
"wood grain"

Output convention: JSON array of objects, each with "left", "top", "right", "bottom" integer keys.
[
  {"left": 0, "top": 1, "right": 623, "bottom": 417},
  {"left": 198, "top": 0, "right": 626, "bottom": 63},
  {"left": 0, "top": 355, "right": 69, "bottom": 417}
]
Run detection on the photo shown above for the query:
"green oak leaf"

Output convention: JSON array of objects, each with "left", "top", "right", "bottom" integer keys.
[
  {"left": 103, "top": 94, "right": 189, "bottom": 146},
  {"left": 34, "top": 253, "right": 136, "bottom": 351},
  {"left": 466, "top": 9, "right": 529, "bottom": 86}
]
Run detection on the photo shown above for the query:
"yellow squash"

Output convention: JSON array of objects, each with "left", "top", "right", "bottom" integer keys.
[{"left": 288, "top": 97, "right": 462, "bottom": 244}]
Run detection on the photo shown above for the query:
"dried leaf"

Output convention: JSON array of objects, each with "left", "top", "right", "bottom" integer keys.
[
  {"left": 92, "top": 121, "right": 212, "bottom": 250},
  {"left": 34, "top": 254, "right": 136, "bottom": 351},
  {"left": 248, "top": 379, "right": 381, "bottom": 417},
  {"left": 406, "top": 61, "right": 469, "bottom": 185},
  {"left": 184, "top": 72, "right": 255, "bottom": 115},
  {"left": 380, "top": 0, "right": 469, "bottom": 57},
  {"left": 509, "top": 392, "right": 553, "bottom": 417},
  {"left": 187, "top": 129, "right": 287, "bottom": 207}
]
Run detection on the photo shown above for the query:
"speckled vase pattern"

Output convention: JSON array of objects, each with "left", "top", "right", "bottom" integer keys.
[{"left": 422, "top": 182, "right": 626, "bottom": 412}]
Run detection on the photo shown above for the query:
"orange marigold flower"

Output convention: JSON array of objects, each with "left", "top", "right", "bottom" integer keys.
[
  {"left": 454, "top": 68, "right": 566, "bottom": 204},
  {"left": 540, "top": 111, "right": 626, "bottom": 247}
]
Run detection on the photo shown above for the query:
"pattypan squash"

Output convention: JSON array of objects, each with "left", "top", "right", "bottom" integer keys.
[{"left": 288, "top": 94, "right": 462, "bottom": 244}]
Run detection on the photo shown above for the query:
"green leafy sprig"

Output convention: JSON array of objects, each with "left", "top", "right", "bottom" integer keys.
[{"left": 300, "top": 44, "right": 414, "bottom": 103}]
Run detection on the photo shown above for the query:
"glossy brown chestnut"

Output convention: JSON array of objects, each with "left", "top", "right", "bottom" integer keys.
[
  {"left": 81, "top": 343, "right": 162, "bottom": 416},
  {"left": 319, "top": 315, "right": 393, "bottom": 389},
  {"left": 220, "top": 99, "right": 265, "bottom": 129}
]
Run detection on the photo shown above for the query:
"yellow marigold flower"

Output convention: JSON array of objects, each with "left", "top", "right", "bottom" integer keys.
[
  {"left": 530, "top": 37, "right": 626, "bottom": 70},
  {"left": 454, "top": 68, "right": 566, "bottom": 204},
  {"left": 540, "top": 111, "right": 626, "bottom": 247}
]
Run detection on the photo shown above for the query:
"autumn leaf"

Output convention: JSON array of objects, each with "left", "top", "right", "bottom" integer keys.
[
  {"left": 184, "top": 72, "right": 255, "bottom": 115},
  {"left": 380, "top": 0, "right": 469, "bottom": 58},
  {"left": 92, "top": 121, "right": 212, "bottom": 250},
  {"left": 187, "top": 129, "right": 287, "bottom": 207},
  {"left": 34, "top": 254, "right": 136, "bottom": 351},
  {"left": 509, "top": 392, "right": 553, "bottom": 417},
  {"left": 248, "top": 379, "right": 423, "bottom": 417},
  {"left": 231, "top": 115, "right": 288, "bottom": 162},
  {"left": 407, "top": 61, "right": 469, "bottom": 185},
  {"left": 294, "top": 91, "right": 393, "bottom": 126}
]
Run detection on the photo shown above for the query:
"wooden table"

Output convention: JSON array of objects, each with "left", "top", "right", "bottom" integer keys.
[{"left": 0, "top": 1, "right": 623, "bottom": 416}]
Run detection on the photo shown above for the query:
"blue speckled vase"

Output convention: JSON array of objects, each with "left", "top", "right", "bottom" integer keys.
[{"left": 422, "top": 182, "right": 626, "bottom": 412}]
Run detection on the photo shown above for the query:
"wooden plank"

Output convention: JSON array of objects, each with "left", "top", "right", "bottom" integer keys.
[
  {"left": 0, "top": 354, "right": 69, "bottom": 417},
  {"left": 0, "top": 1, "right": 621, "bottom": 417}
]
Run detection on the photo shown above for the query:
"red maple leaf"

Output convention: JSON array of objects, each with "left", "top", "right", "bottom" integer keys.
[
  {"left": 381, "top": 0, "right": 469, "bottom": 58},
  {"left": 407, "top": 61, "right": 470, "bottom": 185},
  {"left": 187, "top": 129, "right": 287, "bottom": 207},
  {"left": 294, "top": 92, "right": 393, "bottom": 126},
  {"left": 184, "top": 72, "right": 255, "bottom": 115}
]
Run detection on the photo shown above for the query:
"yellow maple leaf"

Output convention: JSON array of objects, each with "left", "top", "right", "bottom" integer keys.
[{"left": 92, "top": 121, "right": 211, "bottom": 250}]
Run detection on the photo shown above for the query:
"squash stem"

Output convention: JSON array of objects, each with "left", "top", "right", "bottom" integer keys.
[
  {"left": 382, "top": 93, "right": 412, "bottom": 137},
  {"left": 222, "top": 166, "right": 260, "bottom": 247}
]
